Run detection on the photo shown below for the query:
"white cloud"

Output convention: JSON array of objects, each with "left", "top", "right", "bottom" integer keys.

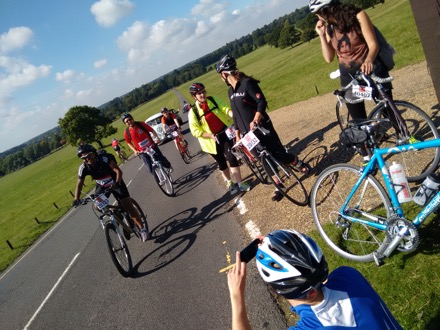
[
  {"left": 90, "top": 0, "right": 135, "bottom": 27},
  {"left": 55, "top": 69, "right": 76, "bottom": 83},
  {"left": 0, "top": 27, "right": 33, "bottom": 54},
  {"left": 94, "top": 59, "right": 108, "bottom": 68}
]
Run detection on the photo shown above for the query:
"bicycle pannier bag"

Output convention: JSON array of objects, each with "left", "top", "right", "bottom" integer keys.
[{"left": 339, "top": 127, "right": 368, "bottom": 147}]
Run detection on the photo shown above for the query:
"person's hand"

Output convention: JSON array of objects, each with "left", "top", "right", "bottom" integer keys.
[
  {"left": 315, "top": 19, "right": 326, "bottom": 37},
  {"left": 361, "top": 60, "right": 374, "bottom": 75},
  {"left": 227, "top": 251, "right": 247, "bottom": 299},
  {"left": 72, "top": 199, "right": 80, "bottom": 207}
]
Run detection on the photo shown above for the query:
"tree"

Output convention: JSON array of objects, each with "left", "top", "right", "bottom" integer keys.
[{"left": 59, "top": 105, "right": 114, "bottom": 148}]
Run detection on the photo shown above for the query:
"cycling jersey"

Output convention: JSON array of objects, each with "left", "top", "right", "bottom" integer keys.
[
  {"left": 161, "top": 113, "right": 177, "bottom": 127},
  {"left": 289, "top": 266, "right": 402, "bottom": 329},
  {"left": 124, "top": 121, "right": 156, "bottom": 151},
  {"left": 111, "top": 139, "right": 119, "bottom": 148},
  {"left": 77, "top": 153, "right": 129, "bottom": 199}
]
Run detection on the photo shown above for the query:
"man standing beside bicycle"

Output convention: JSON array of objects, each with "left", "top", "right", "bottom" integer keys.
[
  {"left": 188, "top": 82, "right": 250, "bottom": 194},
  {"left": 160, "top": 107, "right": 188, "bottom": 150},
  {"left": 215, "top": 54, "right": 310, "bottom": 202},
  {"left": 72, "top": 144, "right": 150, "bottom": 242},
  {"left": 122, "top": 113, "right": 173, "bottom": 174}
]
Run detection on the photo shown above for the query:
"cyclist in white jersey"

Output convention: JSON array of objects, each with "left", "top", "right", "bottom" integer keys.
[{"left": 227, "top": 229, "right": 402, "bottom": 329}]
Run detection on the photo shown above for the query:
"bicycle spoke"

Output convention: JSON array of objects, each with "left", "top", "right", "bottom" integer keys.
[{"left": 105, "top": 223, "right": 132, "bottom": 276}]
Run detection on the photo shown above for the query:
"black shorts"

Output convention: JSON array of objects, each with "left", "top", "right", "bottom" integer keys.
[{"left": 113, "top": 146, "right": 121, "bottom": 152}]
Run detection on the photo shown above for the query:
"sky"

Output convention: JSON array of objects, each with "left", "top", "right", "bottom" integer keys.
[{"left": 0, "top": 0, "right": 309, "bottom": 153}]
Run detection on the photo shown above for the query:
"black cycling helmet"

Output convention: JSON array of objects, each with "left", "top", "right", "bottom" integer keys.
[
  {"left": 309, "top": 0, "right": 334, "bottom": 13},
  {"left": 216, "top": 54, "right": 237, "bottom": 73},
  {"left": 161, "top": 107, "right": 169, "bottom": 113},
  {"left": 189, "top": 82, "right": 206, "bottom": 96},
  {"left": 256, "top": 229, "right": 329, "bottom": 299},
  {"left": 121, "top": 113, "right": 133, "bottom": 123},
  {"left": 77, "top": 144, "right": 96, "bottom": 158}
]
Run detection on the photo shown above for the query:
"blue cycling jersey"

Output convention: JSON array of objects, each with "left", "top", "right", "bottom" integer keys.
[{"left": 289, "top": 266, "right": 402, "bottom": 329}]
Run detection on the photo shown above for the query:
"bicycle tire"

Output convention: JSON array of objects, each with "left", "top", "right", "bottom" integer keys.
[
  {"left": 153, "top": 165, "right": 175, "bottom": 196},
  {"left": 104, "top": 222, "right": 133, "bottom": 276},
  {"left": 130, "top": 198, "right": 149, "bottom": 233},
  {"left": 310, "top": 164, "right": 391, "bottom": 262},
  {"left": 369, "top": 100, "right": 440, "bottom": 182},
  {"left": 242, "top": 154, "right": 268, "bottom": 184},
  {"left": 180, "top": 148, "right": 190, "bottom": 164},
  {"left": 118, "top": 153, "right": 126, "bottom": 164},
  {"left": 260, "top": 154, "right": 309, "bottom": 206}
]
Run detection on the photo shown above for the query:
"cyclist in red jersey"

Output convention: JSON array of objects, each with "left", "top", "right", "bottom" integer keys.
[
  {"left": 160, "top": 107, "right": 187, "bottom": 150},
  {"left": 122, "top": 113, "right": 172, "bottom": 174}
]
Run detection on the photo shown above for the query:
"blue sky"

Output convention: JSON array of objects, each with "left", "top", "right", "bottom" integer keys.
[{"left": 0, "top": 0, "right": 308, "bottom": 152}]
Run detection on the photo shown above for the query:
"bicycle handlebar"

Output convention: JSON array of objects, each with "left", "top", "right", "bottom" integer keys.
[{"left": 340, "top": 72, "right": 394, "bottom": 92}]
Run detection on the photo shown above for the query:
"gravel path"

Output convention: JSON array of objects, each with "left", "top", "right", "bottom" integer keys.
[{"left": 227, "top": 61, "right": 439, "bottom": 237}]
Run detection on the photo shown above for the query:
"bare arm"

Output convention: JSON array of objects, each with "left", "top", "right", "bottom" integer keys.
[
  {"left": 357, "top": 10, "right": 378, "bottom": 74},
  {"left": 228, "top": 252, "right": 252, "bottom": 330},
  {"left": 315, "top": 20, "right": 335, "bottom": 63},
  {"left": 74, "top": 177, "right": 85, "bottom": 201},
  {"left": 109, "top": 160, "right": 122, "bottom": 185}
]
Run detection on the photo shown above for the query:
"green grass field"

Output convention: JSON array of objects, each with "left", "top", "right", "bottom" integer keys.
[{"left": 0, "top": 1, "right": 438, "bottom": 328}]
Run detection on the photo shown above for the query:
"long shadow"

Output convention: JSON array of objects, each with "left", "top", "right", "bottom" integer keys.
[
  {"left": 131, "top": 189, "right": 238, "bottom": 277},
  {"left": 172, "top": 158, "right": 216, "bottom": 196}
]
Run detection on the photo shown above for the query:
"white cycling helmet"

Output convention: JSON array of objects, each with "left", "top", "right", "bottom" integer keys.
[
  {"left": 309, "top": 0, "right": 334, "bottom": 13},
  {"left": 256, "top": 230, "right": 328, "bottom": 299}
]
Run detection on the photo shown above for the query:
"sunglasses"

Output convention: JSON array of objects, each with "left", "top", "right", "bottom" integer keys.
[
  {"left": 124, "top": 118, "right": 133, "bottom": 124},
  {"left": 80, "top": 152, "right": 94, "bottom": 160},
  {"left": 196, "top": 90, "right": 206, "bottom": 95}
]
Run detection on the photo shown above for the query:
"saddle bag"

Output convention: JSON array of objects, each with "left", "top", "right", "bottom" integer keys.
[{"left": 339, "top": 127, "right": 368, "bottom": 147}]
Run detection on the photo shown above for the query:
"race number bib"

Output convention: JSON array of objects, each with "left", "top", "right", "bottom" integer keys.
[
  {"left": 144, "top": 146, "right": 156, "bottom": 156},
  {"left": 95, "top": 175, "right": 114, "bottom": 188},
  {"left": 93, "top": 194, "right": 110, "bottom": 210},
  {"left": 241, "top": 131, "right": 260, "bottom": 151},
  {"left": 352, "top": 85, "right": 373, "bottom": 100},
  {"left": 171, "top": 131, "right": 179, "bottom": 138},
  {"left": 139, "top": 138, "right": 154, "bottom": 151},
  {"left": 225, "top": 125, "right": 235, "bottom": 140}
]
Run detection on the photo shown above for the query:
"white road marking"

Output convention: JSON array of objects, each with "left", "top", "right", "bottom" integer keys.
[
  {"left": 23, "top": 253, "right": 80, "bottom": 330},
  {"left": 234, "top": 196, "right": 248, "bottom": 214},
  {"left": 245, "top": 220, "right": 262, "bottom": 239}
]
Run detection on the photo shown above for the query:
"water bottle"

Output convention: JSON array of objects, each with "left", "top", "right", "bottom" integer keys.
[
  {"left": 413, "top": 174, "right": 440, "bottom": 206},
  {"left": 389, "top": 162, "right": 412, "bottom": 203}
]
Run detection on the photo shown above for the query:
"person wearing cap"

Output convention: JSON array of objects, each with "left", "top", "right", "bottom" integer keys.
[{"left": 227, "top": 229, "right": 402, "bottom": 329}]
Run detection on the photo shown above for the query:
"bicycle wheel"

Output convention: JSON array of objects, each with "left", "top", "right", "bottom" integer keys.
[
  {"left": 242, "top": 155, "right": 268, "bottom": 184},
  {"left": 180, "top": 147, "right": 190, "bottom": 164},
  {"left": 369, "top": 100, "right": 440, "bottom": 182},
  {"left": 130, "top": 198, "right": 148, "bottom": 233},
  {"left": 260, "top": 154, "right": 309, "bottom": 206},
  {"left": 118, "top": 152, "right": 126, "bottom": 164},
  {"left": 153, "top": 165, "right": 175, "bottom": 196},
  {"left": 104, "top": 222, "right": 132, "bottom": 276},
  {"left": 336, "top": 101, "right": 350, "bottom": 130},
  {"left": 310, "top": 164, "right": 391, "bottom": 262}
]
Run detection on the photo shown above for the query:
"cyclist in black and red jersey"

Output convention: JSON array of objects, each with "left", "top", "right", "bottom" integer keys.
[
  {"left": 216, "top": 54, "right": 311, "bottom": 202},
  {"left": 160, "top": 107, "right": 188, "bottom": 150}
]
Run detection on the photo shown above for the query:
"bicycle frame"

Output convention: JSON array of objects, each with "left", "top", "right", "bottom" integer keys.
[{"left": 341, "top": 138, "right": 440, "bottom": 230}]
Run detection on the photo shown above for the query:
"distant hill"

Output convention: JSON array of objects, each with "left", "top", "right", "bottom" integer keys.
[{"left": 0, "top": 126, "right": 62, "bottom": 159}]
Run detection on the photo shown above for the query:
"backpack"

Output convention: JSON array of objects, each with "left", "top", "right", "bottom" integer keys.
[
  {"left": 191, "top": 96, "right": 219, "bottom": 122},
  {"left": 374, "top": 26, "right": 396, "bottom": 71}
]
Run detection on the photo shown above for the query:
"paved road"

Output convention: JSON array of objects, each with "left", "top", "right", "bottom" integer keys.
[{"left": 0, "top": 113, "right": 287, "bottom": 329}]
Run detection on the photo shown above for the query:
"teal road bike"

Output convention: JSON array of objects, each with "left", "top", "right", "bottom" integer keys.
[{"left": 310, "top": 119, "right": 440, "bottom": 265}]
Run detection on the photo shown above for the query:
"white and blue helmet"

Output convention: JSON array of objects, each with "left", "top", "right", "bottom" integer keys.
[{"left": 256, "top": 230, "right": 328, "bottom": 298}]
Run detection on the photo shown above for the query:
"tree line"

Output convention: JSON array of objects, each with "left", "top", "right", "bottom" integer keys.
[{"left": 1, "top": 0, "right": 384, "bottom": 176}]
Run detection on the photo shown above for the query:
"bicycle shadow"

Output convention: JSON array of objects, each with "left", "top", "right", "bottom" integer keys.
[
  {"left": 171, "top": 159, "right": 216, "bottom": 196},
  {"left": 131, "top": 190, "right": 238, "bottom": 277},
  {"left": 283, "top": 120, "right": 356, "bottom": 177}
]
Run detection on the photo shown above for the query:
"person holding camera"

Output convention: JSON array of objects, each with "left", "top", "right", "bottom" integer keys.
[{"left": 227, "top": 229, "right": 402, "bottom": 329}]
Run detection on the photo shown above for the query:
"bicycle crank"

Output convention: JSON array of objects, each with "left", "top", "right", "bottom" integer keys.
[{"left": 386, "top": 217, "right": 419, "bottom": 253}]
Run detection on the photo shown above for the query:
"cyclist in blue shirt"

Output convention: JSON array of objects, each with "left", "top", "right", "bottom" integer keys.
[{"left": 227, "top": 229, "right": 402, "bottom": 329}]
